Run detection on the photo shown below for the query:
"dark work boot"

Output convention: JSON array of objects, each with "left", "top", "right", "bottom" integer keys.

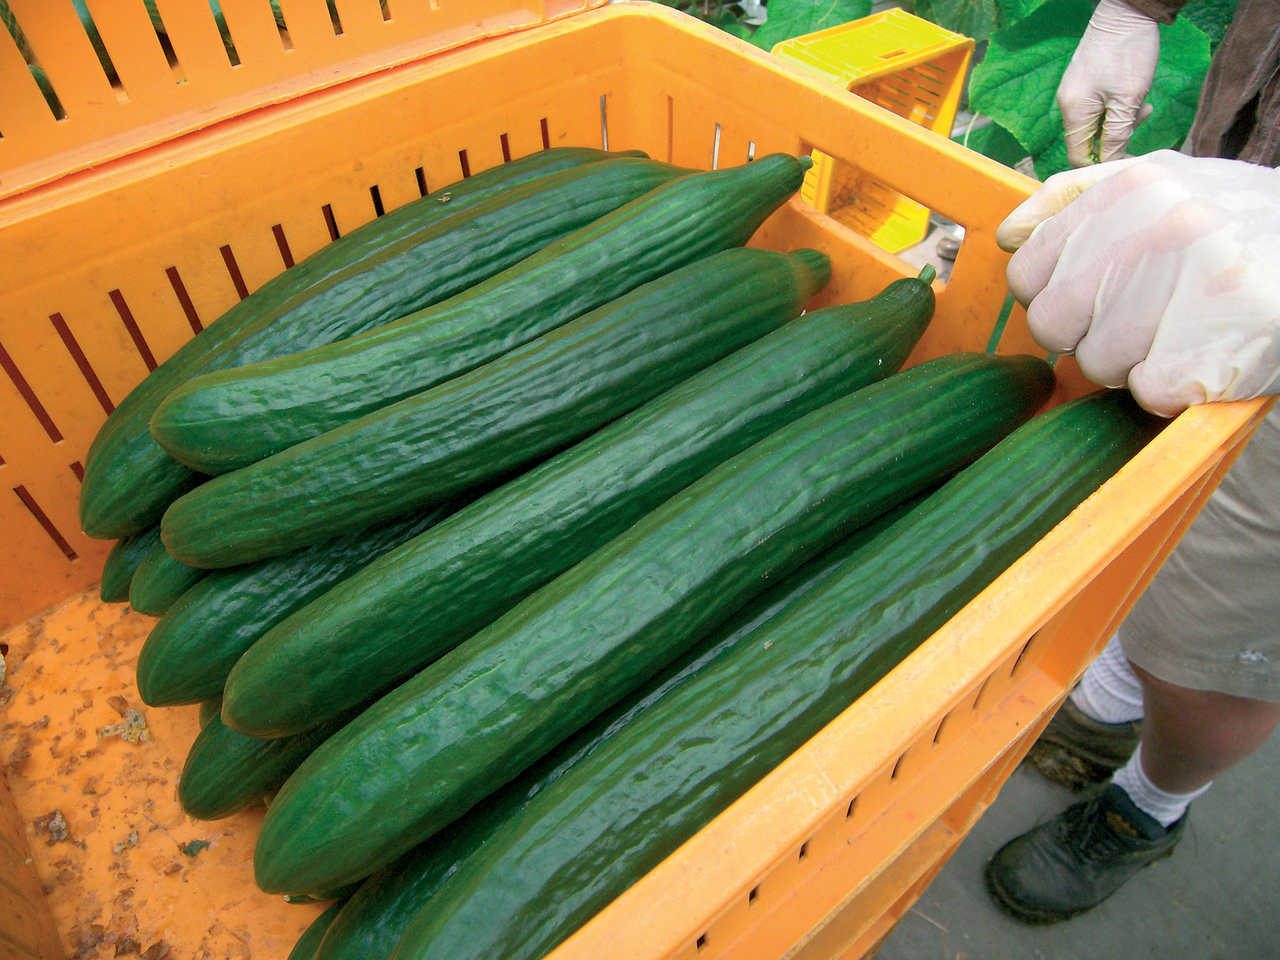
[
  {"left": 984, "top": 784, "right": 1186, "bottom": 925},
  {"left": 1025, "top": 698, "right": 1142, "bottom": 791}
]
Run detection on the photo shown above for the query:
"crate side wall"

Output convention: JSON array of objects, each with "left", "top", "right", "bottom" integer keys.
[
  {"left": 0, "top": 12, "right": 645, "bottom": 634},
  {"left": 0, "top": 8, "right": 1268, "bottom": 960}
]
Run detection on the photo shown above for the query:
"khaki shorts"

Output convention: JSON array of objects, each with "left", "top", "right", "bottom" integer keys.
[{"left": 1119, "top": 405, "right": 1280, "bottom": 703}]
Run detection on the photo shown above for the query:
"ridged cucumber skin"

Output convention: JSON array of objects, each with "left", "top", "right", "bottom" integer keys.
[
  {"left": 151, "top": 156, "right": 690, "bottom": 474},
  {"left": 100, "top": 526, "right": 162, "bottom": 603},
  {"left": 388, "top": 390, "right": 1163, "bottom": 960},
  {"left": 79, "top": 147, "right": 649, "bottom": 540},
  {"left": 178, "top": 711, "right": 351, "bottom": 821},
  {"left": 163, "top": 240, "right": 825, "bottom": 572},
  {"left": 221, "top": 268, "right": 936, "bottom": 738},
  {"left": 136, "top": 499, "right": 465, "bottom": 708},
  {"left": 251, "top": 352, "right": 1055, "bottom": 895},
  {"left": 288, "top": 897, "right": 352, "bottom": 960},
  {"left": 154, "top": 154, "right": 811, "bottom": 522},
  {"left": 312, "top": 502, "right": 919, "bottom": 960},
  {"left": 127, "top": 540, "right": 206, "bottom": 616},
  {"left": 198, "top": 697, "right": 222, "bottom": 728}
]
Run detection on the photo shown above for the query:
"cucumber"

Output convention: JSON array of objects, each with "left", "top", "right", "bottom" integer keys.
[
  {"left": 163, "top": 240, "right": 825, "bottom": 572},
  {"left": 198, "top": 696, "right": 222, "bottom": 728},
  {"left": 178, "top": 711, "right": 352, "bottom": 821},
  {"left": 136, "top": 498, "right": 466, "bottom": 708},
  {"left": 288, "top": 897, "right": 352, "bottom": 960},
  {"left": 78, "top": 147, "right": 659, "bottom": 539},
  {"left": 251, "top": 352, "right": 1055, "bottom": 895},
  {"left": 152, "top": 152, "right": 813, "bottom": 486},
  {"left": 128, "top": 539, "right": 206, "bottom": 616},
  {"left": 388, "top": 390, "right": 1164, "bottom": 960},
  {"left": 222, "top": 267, "right": 938, "bottom": 738},
  {"left": 100, "top": 526, "right": 162, "bottom": 602},
  {"left": 312, "top": 500, "right": 922, "bottom": 960}
]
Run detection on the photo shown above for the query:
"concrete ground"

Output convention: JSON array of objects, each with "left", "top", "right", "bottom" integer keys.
[{"left": 874, "top": 730, "right": 1280, "bottom": 960}]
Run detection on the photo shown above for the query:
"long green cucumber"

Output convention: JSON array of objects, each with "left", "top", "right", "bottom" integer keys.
[
  {"left": 164, "top": 243, "right": 827, "bottom": 571},
  {"left": 100, "top": 526, "right": 162, "bottom": 602},
  {"left": 221, "top": 267, "right": 938, "bottom": 738},
  {"left": 288, "top": 897, "right": 353, "bottom": 960},
  {"left": 251, "top": 352, "right": 1055, "bottom": 895},
  {"left": 178, "top": 711, "right": 352, "bottom": 821},
  {"left": 198, "top": 696, "right": 222, "bottom": 728},
  {"left": 136, "top": 498, "right": 466, "bottom": 707},
  {"left": 79, "top": 147, "right": 657, "bottom": 539},
  {"left": 151, "top": 153, "right": 813, "bottom": 483},
  {"left": 388, "top": 390, "right": 1163, "bottom": 960},
  {"left": 311, "top": 499, "right": 922, "bottom": 960},
  {"left": 128, "top": 539, "right": 206, "bottom": 616}
]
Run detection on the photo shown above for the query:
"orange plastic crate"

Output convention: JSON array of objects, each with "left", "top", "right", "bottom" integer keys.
[{"left": 0, "top": 3, "right": 1269, "bottom": 959}]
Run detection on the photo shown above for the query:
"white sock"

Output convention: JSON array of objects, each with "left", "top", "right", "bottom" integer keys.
[
  {"left": 1111, "top": 744, "right": 1211, "bottom": 828},
  {"left": 1069, "top": 633, "right": 1145, "bottom": 724}
]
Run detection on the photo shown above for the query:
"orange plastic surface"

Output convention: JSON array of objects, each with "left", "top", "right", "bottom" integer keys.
[
  {"left": 0, "top": 593, "right": 321, "bottom": 959},
  {"left": 0, "top": 4, "right": 1270, "bottom": 960},
  {"left": 0, "top": 0, "right": 607, "bottom": 200}
]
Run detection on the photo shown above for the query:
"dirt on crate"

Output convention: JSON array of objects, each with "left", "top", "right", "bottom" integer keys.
[{"left": 0, "top": 589, "right": 322, "bottom": 959}]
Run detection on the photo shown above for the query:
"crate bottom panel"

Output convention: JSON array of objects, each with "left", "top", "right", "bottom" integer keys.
[{"left": 0, "top": 591, "right": 323, "bottom": 959}]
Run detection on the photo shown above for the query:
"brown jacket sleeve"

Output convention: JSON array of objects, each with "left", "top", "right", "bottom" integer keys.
[{"left": 1120, "top": 0, "right": 1191, "bottom": 25}]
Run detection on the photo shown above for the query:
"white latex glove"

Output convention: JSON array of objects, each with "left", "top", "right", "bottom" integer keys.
[
  {"left": 1057, "top": 0, "right": 1161, "bottom": 167},
  {"left": 997, "top": 150, "right": 1280, "bottom": 417}
]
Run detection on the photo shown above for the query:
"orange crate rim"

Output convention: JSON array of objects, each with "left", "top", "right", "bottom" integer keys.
[{"left": 0, "top": 4, "right": 1269, "bottom": 960}]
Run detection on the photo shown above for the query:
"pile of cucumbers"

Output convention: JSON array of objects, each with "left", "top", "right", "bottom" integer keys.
[{"left": 81, "top": 146, "right": 1162, "bottom": 960}]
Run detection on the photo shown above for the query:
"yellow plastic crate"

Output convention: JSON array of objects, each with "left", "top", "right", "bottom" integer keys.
[
  {"left": 773, "top": 9, "right": 973, "bottom": 253},
  {"left": 0, "top": 3, "right": 1269, "bottom": 959}
]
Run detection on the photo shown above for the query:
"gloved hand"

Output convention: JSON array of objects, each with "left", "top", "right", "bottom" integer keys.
[
  {"left": 1057, "top": 0, "right": 1161, "bottom": 167},
  {"left": 997, "top": 150, "right": 1280, "bottom": 417}
]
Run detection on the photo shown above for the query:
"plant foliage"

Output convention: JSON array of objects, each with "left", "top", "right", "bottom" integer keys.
[
  {"left": 651, "top": 0, "right": 871, "bottom": 47},
  {"left": 968, "top": 0, "right": 1213, "bottom": 176}
]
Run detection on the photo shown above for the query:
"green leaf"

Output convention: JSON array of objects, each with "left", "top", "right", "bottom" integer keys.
[
  {"left": 914, "top": 0, "right": 1001, "bottom": 43},
  {"left": 970, "top": 0, "right": 1211, "bottom": 179},
  {"left": 1031, "top": 137, "right": 1071, "bottom": 178},
  {"left": 1128, "top": 16, "right": 1211, "bottom": 155},
  {"left": 953, "top": 120, "right": 1030, "bottom": 167},
  {"left": 707, "top": 8, "right": 747, "bottom": 29},
  {"left": 749, "top": 0, "right": 872, "bottom": 50},
  {"left": 1179, "top": 0, "right": 1235, "bottom": 49},
  {"left": 968, "top": 0, "right": 1092, "bottom": 157},
  {"left": 0, "top": 0, "right": 30, "bottom": 60},
  {"left": 719, "top": 20, "right": 755, "bottom": 38},
  {"left": 1027, "top": 19, "right": 1210, "bottom": 179},
  {"left": 997, "top": 0, "right": 1055, "bottom": 22}
]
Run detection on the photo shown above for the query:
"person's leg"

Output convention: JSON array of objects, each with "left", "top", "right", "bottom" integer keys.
[{"left": 1132, "top": 662, "right": 1280, "bottom": 794}]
